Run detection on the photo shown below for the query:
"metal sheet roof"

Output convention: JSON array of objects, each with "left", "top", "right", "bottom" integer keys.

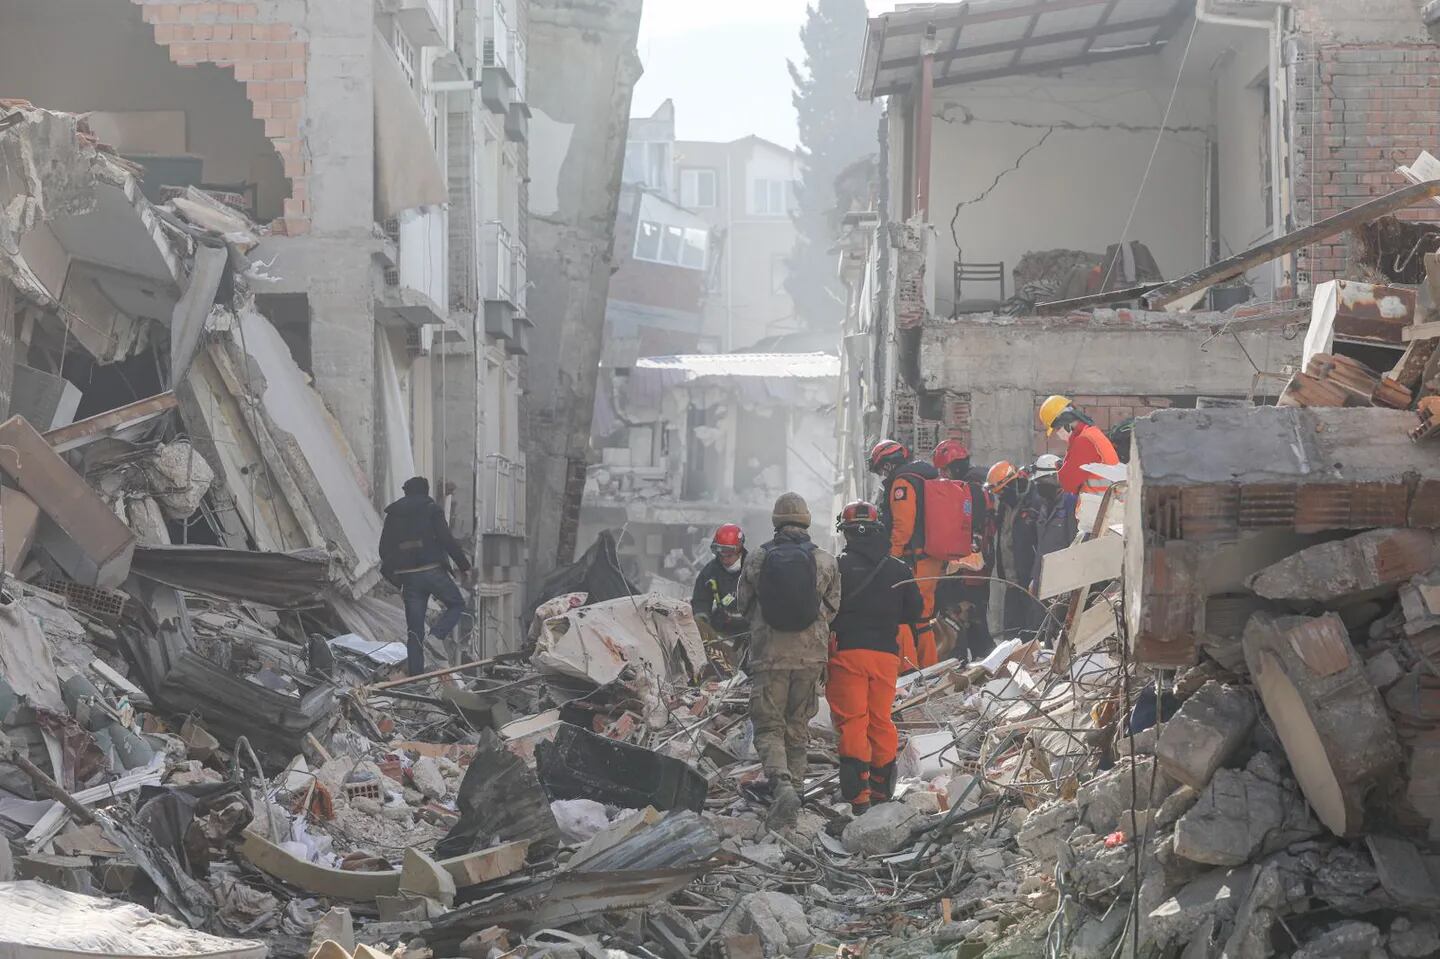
[
  {"left": 857, "top": 0, "right": 1194, "bottom": 99},
  {"left": 634, "top": 352, "right": 841, "bottom": 381}
]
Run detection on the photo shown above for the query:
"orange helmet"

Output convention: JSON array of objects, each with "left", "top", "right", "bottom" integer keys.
[
  {"left": 711, "top": 524, "right": 745, "bottom": 553},
  {"left": 932, "top": 439, "right": 970, "bottom": 472},
  {"left": 868, "top": 439, "right": 910, "bottom": 474},
  {"left": 836, "top": 500, "right": 883, "bottom": 532},
  {"left": 985, "top": 460, "right": 1019, "bottom": 493}
]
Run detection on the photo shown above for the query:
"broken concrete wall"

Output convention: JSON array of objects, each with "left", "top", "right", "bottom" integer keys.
[
  {"left": 920, "top": 314, "right": 1304, "bottom": 471},
  {"left": 523, "top": 0, "right": 643, "bottom": 590}
]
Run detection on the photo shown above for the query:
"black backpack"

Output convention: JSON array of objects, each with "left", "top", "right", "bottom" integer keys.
[{"left": 756, "top": 541, "right": 821, "bottom": 631}]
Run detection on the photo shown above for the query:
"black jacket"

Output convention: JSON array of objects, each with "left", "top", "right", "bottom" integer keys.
[
  {"left": 830, "top": 529, "right": 925, "bottom": 655},
  {"left": 379, "top": 493, "right": 471, "bottom": 579},
  {"left": 692, "top": 553, "right": 745, "bottom": 628},
  {"left": 1029, "top": 489, "right": 1077, "bottom": 591}
]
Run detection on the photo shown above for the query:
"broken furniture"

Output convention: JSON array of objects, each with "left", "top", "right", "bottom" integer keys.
[{"left": 536, "top": 723, "right": 708, "bottom": 813}]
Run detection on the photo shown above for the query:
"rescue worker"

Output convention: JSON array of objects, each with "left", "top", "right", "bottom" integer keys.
[
  {"left": 1037, "top": 394, "right": 1120, "bottom": 504},
  {"left": 986, "top": 460, "right": 1030, "bottom": 637},
  {"left": 692, "top": 524, "right": 748, "bottom": 640},
  {"left": 737, "top": 492, "right": 841, "bottom": 829},
  {"left": 827, "top": 501, "right": 923, "bottom": 814},
  {"left": 379, "top": 476, "right": 473, "bottom": 676},
  {"left": 1029, "top": 456, "right": 1078, "bottom": 636},
  {"left": 868, "top": 440, "right": 942, "bottom": 671},
  {"left": 932, "top": 440, "right": 994, "bottom": 661}
]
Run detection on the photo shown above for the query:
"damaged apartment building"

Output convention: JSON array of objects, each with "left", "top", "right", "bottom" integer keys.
[
  {"left": 577, "top": 102, "right": 836, "bottom": 585},
  {"left": 837, "top": 0, "right": 1440, "bottom": 499},
  {"left": 0, "top": 0, "right": 642, "bottom": 649}
]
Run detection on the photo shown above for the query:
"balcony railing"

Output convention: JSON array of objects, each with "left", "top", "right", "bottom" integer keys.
[
  {"left": 482, "top": 222, "right": 514, "bottom": 304},
  {"left": 483, "top": 454, "right": 526, "bottom": 536},
  {"left": 482, "top": 0, "right": 511, "bottom": 76}
]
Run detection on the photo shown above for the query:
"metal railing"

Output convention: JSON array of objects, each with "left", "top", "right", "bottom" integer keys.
[
  {"left": 482, "top": 222, "right": 514, "bottom": 304},
  {"left": 483, "top": 454, "right": 526, "bottom": 536},
  {"left": 482, "top": 0, "right": 511, "bottom": 74}
]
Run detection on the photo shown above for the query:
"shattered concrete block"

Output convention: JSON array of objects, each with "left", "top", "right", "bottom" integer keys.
[
  {"left": 1292, "top": 921, "right": 1383, "bottom": 959},
  {"left": 1248, "top": 528, "right": 1440, "bottom": 604},
  {"left": 841, "top": 801, "right": 921, "bottom": 857},
  {"left": 1146, "top": 865, "right": 1254, "bottom": 949},
  {"left": 1076, "top": 757, "right": 1176, "bottom": 834},
  {"left": 411, "top": 756, "right": 447, "bottom": 802},
  {"left": 308, "top": 907, "right": 354, "bottom": 956},
  {"left": 1364, "top": 648, "right": 1404, "bottom": 689},
  {"left": 1155, "top": 681, "right": 1256, "bottom": 790},
  {"left": 398, "top": 847, "right": 455, "bottom": 908},
  {"left": 1069, "top": 905, "right": 1128, "bottom": 959},
  {"left": 1173, "top": 762, "right": 1320, "bottom": 867},
  {"left": 1389, "top": 917, "right": 1440, "bottom": 958},
  {"left": 1154, "top": 785, "right": 1200, "bottom": 830},
  {"left": 1366, "top": 834, "right": 1440, "bottom": 907},
  {"left": 1243, "top": 612, "right": 1402, "bottom": 837},
  {"left": 1017, "top": 798, "right": 1079, "bottom": 866},
  {"left": 1220, "top": 862, "right": 1288, "bottom": 959},
  {"left": 735, "top": 891, "right": 812, "bottom": 956}
]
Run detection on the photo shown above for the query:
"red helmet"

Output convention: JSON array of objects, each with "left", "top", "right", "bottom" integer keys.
[
  {"left": 836, "top": 500, "right": 883, "bottom": 532},
  {"left": 932, "top": 439, "right": 970, "bottom": 471},
  {"left": 711, "top": 524, "right": 745, "bottom": 554},
  {"left": 868, "top": 439, "right": 910, "bottom": 474}
]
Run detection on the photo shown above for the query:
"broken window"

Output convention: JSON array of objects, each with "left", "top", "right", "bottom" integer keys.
[{"left": 632, "top": 220, "right": 708, "bottom": 271}]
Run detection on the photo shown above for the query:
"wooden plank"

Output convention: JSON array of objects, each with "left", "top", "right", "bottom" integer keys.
[
  {"left": 42, "top": 392, "right": 178, "bottom": 453},
  {"left": 1144, "top": 180, "right": 1440, "bottom": 310},
  {"left": 1402, "top": 320, "right": 1440, "bottom": 342},
  {"left": 1072, "top": 598, "right": 1119, "bottom": 655},
  {"left": 1038, "top": 533, "right": 1123, "bottom": 600}
]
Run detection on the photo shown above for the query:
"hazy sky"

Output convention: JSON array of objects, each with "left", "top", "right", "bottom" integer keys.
[{"left": 632, "top": 0, "right": 890, "bottom": 149}]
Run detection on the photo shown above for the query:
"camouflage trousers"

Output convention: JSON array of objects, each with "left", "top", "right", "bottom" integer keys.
[{"left": 750, "top": 666, "right": 822, "bottom": 785}]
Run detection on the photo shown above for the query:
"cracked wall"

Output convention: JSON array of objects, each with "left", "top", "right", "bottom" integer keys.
[
  {"left": 523, "top": 0, "right": 644, "bottom": 587},
  {"left": 929, "top": 56, "right": 1210, "bottom": 318}
]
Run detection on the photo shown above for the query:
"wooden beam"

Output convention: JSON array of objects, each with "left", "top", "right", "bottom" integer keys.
[
  {"left": 1144, "top": 180, "right": 1440, "bottom": 310},
  {"left": 43, "top": 391, "right": 178, "bottom": 453},
  {"left": 1038, "top": 533, "right": 1123, "bottom": 599},
  {"left": 1080, "top": 0, "right": 1124, "bottom": 56},
  {"left": 930, "top": 44, "right": 1166, "bottom": 91},
  {"left": 1402, "top": 320, "right": 1440, "bottom": 342}
]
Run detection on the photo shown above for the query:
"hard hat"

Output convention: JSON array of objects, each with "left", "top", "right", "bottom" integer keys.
[
  {"left": 985, "top": 460, "right": 1019, "bottom": 493},
  {"left": 1032, "top": 453, "right": 1061, "bottom": 475},
  {"left": 1038, "top": 394, "right": 1073, "bottom": 436},
  {"left": 868, "top": 439, "right": 911, "bottom": 474},
  {"left": 711, "top": 523, "right": 745, "bottom": 553},
  {"left": 932, "top": 438, "right": 970, "bottom": 471},
  {"left": 836, "top": 500, "right": 883, "bottom": 532}
]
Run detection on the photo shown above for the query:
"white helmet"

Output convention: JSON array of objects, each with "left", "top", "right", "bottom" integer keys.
[{"left": 1031, "top": 454, "right": 1061, "bottom": 475}]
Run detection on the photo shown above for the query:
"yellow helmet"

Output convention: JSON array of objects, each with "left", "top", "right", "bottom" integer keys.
[{"left": 1038, "top": 394, "right": 1072, "bottom": 436}]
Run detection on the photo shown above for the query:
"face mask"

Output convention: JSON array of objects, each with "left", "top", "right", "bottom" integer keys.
[{"left": 724, "top": 558, "right": 742, "bottom": 573}]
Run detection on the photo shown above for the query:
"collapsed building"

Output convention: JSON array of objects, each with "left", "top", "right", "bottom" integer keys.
[{"left": 837, "top": 0, "right": 1440, "bottom": 501}]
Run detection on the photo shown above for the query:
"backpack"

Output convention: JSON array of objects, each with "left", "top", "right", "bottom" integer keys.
[
  {"left": 756, "top": 540, "right": 821, "bottom": 631},
  {"left": 917, "top": 477, "right": 975, "bottom": 561}
]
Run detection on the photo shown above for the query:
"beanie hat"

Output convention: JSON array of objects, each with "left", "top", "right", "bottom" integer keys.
[{"left": 772, "top": 492, "right": 811, "bottom": 529}]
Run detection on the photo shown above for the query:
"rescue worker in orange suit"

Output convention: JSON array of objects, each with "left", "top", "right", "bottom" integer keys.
[
  {"left": 1037, "top": 395, "right": 1120, "bottom": 508},
  {"left": 868, "top": 440, "right": 942, "bottom": 671},
  {"left": 827, "top": 501, "right": 923, "bottom": 814},
  {"left": 933, "top": 440, "right": 995, "bottom": 661}
]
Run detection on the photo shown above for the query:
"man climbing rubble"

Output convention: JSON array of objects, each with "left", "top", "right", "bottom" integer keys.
[
  {"left": 692, "top": 524, "right": 749, "bottom": 653},
  {"left": 737, "top": 492, "right": 840, "bottom": 829},
  {"left": 379, "top": 476, "right": 473, "bottom": 676},
  {"left": 827, "top": 501, "right": 923, "bottom": 815}
]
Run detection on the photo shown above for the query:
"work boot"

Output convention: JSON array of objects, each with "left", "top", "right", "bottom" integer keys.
[
  {"left": 869, "top": 761, "right": 897, "bottom": 804},
  {"left": 767, "top": 780, "right": 800, "bottom": 831},
  {"left": 838, "top": 757, "right": 868, "bottom": 807}
]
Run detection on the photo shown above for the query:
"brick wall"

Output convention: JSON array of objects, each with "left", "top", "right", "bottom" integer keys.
[
  {"left": 1292, "top": 43, "right": 1440, "bottom": 286},
  {"left": 894, "top": 390, "right": 971, "bottom": 461},
  {"left": 132, "top": 0, "right": 310, "bottom": 235}
]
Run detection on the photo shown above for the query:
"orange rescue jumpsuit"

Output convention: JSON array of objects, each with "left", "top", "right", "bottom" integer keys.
[{"left": 888, "top": 473, "right": 941, "bottom": 670}]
